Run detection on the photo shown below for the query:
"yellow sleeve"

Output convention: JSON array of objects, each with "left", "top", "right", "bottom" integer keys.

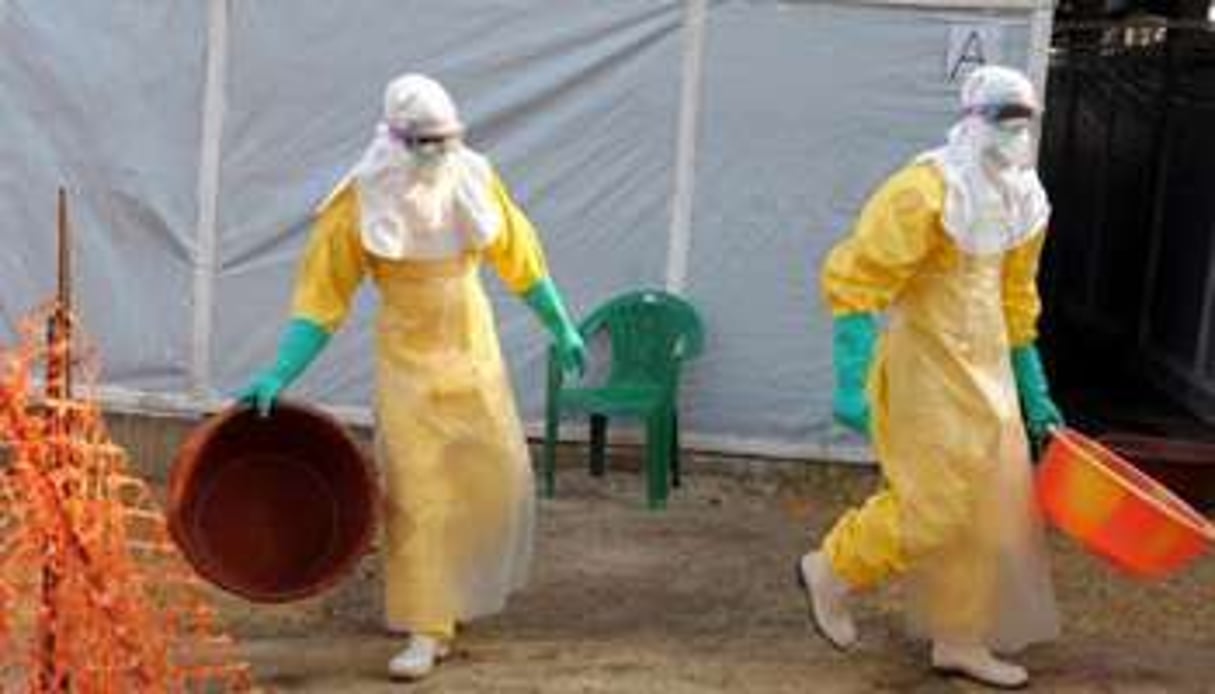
[
  {"left": 820, "top": 164, "right": 944, "bottom": 315},
  {"left": 483, "top": 172, "right": 550, "bottom": 294},
  {"left": 1002, "top": 229, "right": 1048, "bottom": 347},
  {"left": 289, "top": 182, "right": 368, "bottom": 332}
]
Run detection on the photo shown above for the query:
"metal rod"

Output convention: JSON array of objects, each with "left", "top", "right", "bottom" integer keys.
[
  {"left": 47, "top": 187, "right": 72, "bottom": 401},
  {"left": 39, "top": 187, "right": 73, "bottom": 693},
  {"left": 57, "top": 188, "right": 69, "bottom": 317}
]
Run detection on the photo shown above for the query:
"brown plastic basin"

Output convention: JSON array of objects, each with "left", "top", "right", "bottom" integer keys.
[{"left": 168, "top": 401, "right": 377, "bottom": 603}]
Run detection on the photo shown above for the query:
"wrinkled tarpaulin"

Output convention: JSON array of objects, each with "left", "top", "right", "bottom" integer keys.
[{"left": 0, "top": 0, "right": 1050, "bottom": 461}]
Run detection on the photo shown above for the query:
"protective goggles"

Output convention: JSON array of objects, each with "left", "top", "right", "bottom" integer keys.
[
  {"left": 388, "top": 126, "right": 459, "bottom": 150},
  {"left": 963, "top": 102, "right": 1038, "bottom": 123}
]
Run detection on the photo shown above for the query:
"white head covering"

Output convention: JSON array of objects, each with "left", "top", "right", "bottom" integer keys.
[
  {"left": 382, "top": 73, "right": 464, "bottom": 138},
  {"left": 340, "top": 73, "right": 501, "bottom": 260},
  {"left": 917, "top": 65, "right": 1051, "bottom": 255}
]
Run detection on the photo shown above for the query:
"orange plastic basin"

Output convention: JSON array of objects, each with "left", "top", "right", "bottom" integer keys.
[
  {"left": 1036, "top": 428, "right": 1215, "bottom": 579},
  {"left": 168, "top": 401, "right": 377, "bottom": 602}
]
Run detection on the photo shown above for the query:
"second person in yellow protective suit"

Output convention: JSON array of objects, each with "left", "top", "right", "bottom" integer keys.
[
  {"left": 796, "top": 65, "right": 1063, "bottom": 690},
  {"left": 239, "top": 73, "right": 587, "bottom": 681}
]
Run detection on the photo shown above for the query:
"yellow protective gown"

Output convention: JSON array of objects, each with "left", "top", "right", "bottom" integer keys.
[
  {"left": 290, "top": 171, "right": 548, "bottom": 639},
  {"left": 820, "top": 162, "right": 1059, "bottom": 651}
]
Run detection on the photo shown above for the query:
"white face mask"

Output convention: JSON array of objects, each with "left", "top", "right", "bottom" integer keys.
[{"left": 983, "top": 120, "right": 1034, "bottom": 170}]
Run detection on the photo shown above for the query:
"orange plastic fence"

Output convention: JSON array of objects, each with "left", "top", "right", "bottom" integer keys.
[{"left": 0, "top": 304, "right": 256, "bottom": 692}]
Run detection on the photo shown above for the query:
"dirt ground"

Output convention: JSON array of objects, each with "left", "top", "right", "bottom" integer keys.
[{"left": 191, "top": 451, "right": 1215, "bottom": 694}]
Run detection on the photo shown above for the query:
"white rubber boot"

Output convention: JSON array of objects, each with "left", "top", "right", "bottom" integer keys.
[
  {"left": 387, "top": 634, "right": 452, "bottom": 681},
  {"left": 931, "top": 641, "right": 1029, "bottom": 689},
  {"left": 796, "top": 550, "right": 858, "bottom": 649}
]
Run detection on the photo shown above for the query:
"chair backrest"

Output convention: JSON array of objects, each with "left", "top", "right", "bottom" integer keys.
[{"left": 579, "top": 289, "right": 704, "bottom": 389}]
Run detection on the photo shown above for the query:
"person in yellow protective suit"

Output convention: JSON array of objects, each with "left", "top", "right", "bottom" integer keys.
[
  {"left": 238, "top": 73, "right": 587, "bottom": 681},
  {"left": 796, "top": 65, "right": 1062, "bottom": 690}
]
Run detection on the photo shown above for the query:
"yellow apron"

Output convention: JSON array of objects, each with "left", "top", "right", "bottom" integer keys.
[
  {"left": 290, "top": 173, "right": 549, "bottom": 639},
  {"left": 374, "top": 255, "right": 534, "bottom": 637},
  {"left": 821, "top": 162, "right": 1058, "bottom": 650}
]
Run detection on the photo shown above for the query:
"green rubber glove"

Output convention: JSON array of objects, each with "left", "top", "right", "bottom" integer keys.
[
  {"left": 1011, "top": 343, "right": 1064, "bottom": 448},
  {"left": 237, "top": 318, "right": 331, "bottom": 416},
  {"left": 523, "top": 277, "right": 587, "bottom": 378},
  {"left": 832, "top": 312, "right": 878, "bottom": 437}
]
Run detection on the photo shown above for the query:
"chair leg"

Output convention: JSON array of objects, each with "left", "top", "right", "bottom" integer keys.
[
  {"left": 645, "top": 412, "right": 670, "bottom": 510},
  {"left": 589, "top": 414, "right": 608, "bottom": 477},
  {"left": 670, "top": 410, "right": 682, "bottom": 489},
  {"left": 543, "top": 403, "right": 559, "bottom": 499}
]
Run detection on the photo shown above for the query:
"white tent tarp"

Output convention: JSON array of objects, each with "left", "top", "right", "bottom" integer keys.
[{"left": 0, "top": 0, "right": 1053, "bottom": 460}]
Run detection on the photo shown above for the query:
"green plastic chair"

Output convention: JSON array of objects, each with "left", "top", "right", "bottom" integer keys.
[{"left": 543, "top": 289, "right": 704, "bottom": 509}]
